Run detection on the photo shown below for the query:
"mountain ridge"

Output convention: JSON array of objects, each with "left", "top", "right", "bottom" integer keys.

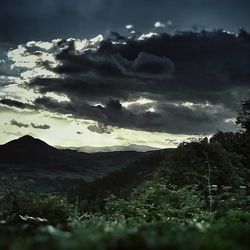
[
  {"left": 0, "top": 135, "right": 170, "bottom": 176},
  {"left": 58, "top": 144, "right": 162, "bottom": 153}
]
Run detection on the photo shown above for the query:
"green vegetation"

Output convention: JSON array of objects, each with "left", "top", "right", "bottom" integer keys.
[
  {"left": 0, "top": 99, "right": 249, "bottom": 249},
  {"left": 1, "top": 191, "right": 74, "bottom": 225}
]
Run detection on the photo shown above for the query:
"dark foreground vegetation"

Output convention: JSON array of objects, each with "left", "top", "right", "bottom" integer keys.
[{"left": 0, "top": 99, "right": 249, "bottom": 250}]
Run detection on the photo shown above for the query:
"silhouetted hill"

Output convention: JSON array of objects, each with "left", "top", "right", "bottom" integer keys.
[
  {"left": 0, "top": 135, "right": 88, "bottom": 170},
  {"left": 2, "top": 135, "right": 55, "bottom": 152},
  {"left": 0, "top": 135, "right": 171, "bottom": 176},
  {"left": 0, "top": 135, "right": 173, "bottom": 194}
]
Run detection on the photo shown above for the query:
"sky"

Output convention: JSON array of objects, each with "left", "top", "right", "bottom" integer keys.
[{"left": 0, "top": 0, "right": 250, "bottom": 149}]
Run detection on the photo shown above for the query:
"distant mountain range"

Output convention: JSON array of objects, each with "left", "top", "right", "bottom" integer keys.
[
  {"left": 0, "top": 135, "right": 173, "bottom": 193},
  {"left": 59, "top": 144, "right": 161, "bottom": 153},
  {"left": 0, "top": 135, "right": 143, "bottom": 173},
  {"left": 0, "top": 135, "right": 171, "bottom": 177}
]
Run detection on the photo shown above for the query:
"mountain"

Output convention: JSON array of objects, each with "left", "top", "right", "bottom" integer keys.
[
  {"left": 2, "top": 135, "right": 55, "bottom": 152},
  {"left": 0, "top": 135, "right": 86, "bottom": 170},
  {"left": 0, "top": 135, "right": 173, "bottom": 193},
  {"left": 60, "top": 144, "right": 161, "bottom": 153},
  {"left": 0, "top": 135, "right": 170, "bottom": 176},
  {"left": 0, "top": 135, "right": 143, "bottom": 172}
]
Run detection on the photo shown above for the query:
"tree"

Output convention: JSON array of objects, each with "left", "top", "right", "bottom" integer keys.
[
  {"left": 235, "top": 99, "right": 250, "bottom": 171},
  {"left": 236, "top": 99, "right": 250, "bottom": 133}
]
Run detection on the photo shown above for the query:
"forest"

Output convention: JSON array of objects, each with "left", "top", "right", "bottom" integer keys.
[{"left": 0, "top": 99, "right": 249, "bottom": 250}]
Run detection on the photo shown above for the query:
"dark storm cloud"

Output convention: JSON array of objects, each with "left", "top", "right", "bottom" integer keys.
[
  {"left": 49, "top": 46, "right": 174, "bottom": 80},
  {"left": 32, "top": 30, "right": 250, "bottom": 93},
  {"left": 98, "top": 31, "right": 250, "bottom": 90},
  {"left": 0, "top": 43, "right": 19, "bottom": 86},
  {"left": 0, "top": 44, "right": 10, "bottom": 78},
  {"left": 32, "top": 97, "right": 238, "bottom": 134},
  {"left": 5, "top": 30, "right": 250, "bottom": 134},
  {"left": 87, "top": 122, "right": 113, "bottom": 134},
  {"left": 19, "top": 30, "right": 250, "bottom": 134},
  {"left": 0, "top": 99, "right": 34, "bottom": 110},
  {"left": 1, "top": 0, "right": 250, "bottom": 44},
  {"left": 10, "top": 119, "right": 29, "bottom": 128},
  {"left": 30, "top": 123, "right": 50, "bottom": 130},
  {"left": 10, "top": 119, "right": 50, "bottom": 130}
]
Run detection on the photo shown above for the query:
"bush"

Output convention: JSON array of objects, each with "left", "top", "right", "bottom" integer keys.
[
  {"left": 220, "top": 210, "right": 250, "bottom": 224},
  {"left": 1, "top": 191, "right": 74, "bottom": 225},
  {"left": 104, "top": 175, "right": 206, "bottom": 221}
]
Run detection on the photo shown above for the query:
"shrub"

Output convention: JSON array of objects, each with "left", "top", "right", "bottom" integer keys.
[
  {"left": 105, "top": 176, "right": 206, "bottom": 221},
  {"left": 2, "top": 191, "right": 74, "bottom": 225}
]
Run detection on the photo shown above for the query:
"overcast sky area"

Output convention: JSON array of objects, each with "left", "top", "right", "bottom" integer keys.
[
  {"left": 1, "top": 0, "right": 250, "bottom": 44},
  {"left": 0, "top": 0, "right": 250, "bottom": 149}
]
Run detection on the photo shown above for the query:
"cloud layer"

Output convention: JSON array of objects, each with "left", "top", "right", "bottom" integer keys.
[
  {"left": 1, "top": 30, "right": 250, "bottom": 134},
  {"left": 10, "top": 119, "right": 50, "bottom": 130}
]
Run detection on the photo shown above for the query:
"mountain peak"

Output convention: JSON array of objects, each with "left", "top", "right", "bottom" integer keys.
[
  {"left": 2, "top": 135, "right": 53, "bottom": 151},
  {"left": 17, "top": 135, "right": 37, "bottom": 141}
]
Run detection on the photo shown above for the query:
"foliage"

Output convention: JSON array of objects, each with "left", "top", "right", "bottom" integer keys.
[
  {"left": 70, "top": 150, "right": 171, "bottom": 212},
  {"left": 0, "top": 99, "right": 250, "bottom": 249},
  {"left": 1, "top": 191, "right": 74, "bottom": 225},
  {"left": 236, "top": 99, "right": 250, "bottom": 133},
  {"left": 159, "top": 138, "right": 243, "bottom": 190},
  {"left": 105, "top": 177, "right": 206, "bottom": 221},
  {"left": 0, "top": 211, "right": 249, "bottom": 250}
]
